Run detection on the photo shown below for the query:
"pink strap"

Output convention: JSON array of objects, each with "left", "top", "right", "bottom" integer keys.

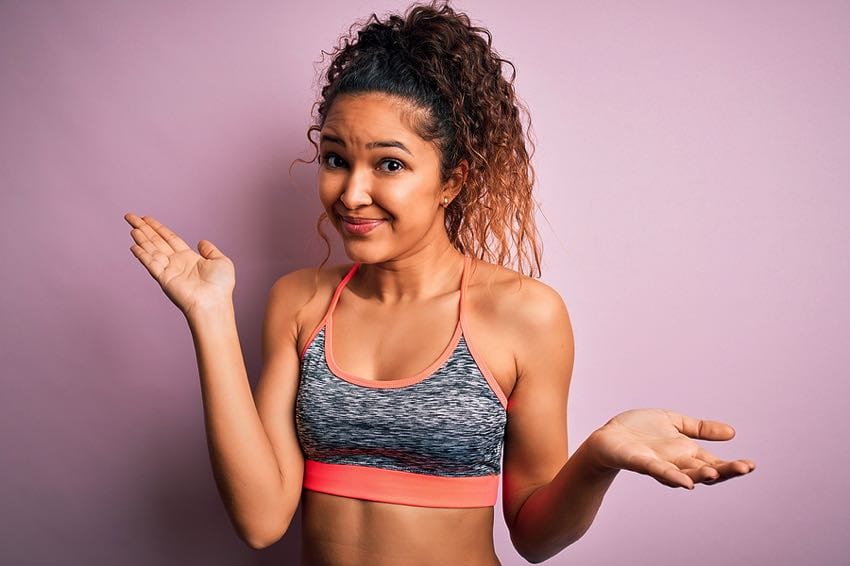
[
  {"left": 326, "top": 262, "right": 361, "bottom": 317},
  {"left": 299, "top": 262, "right": 361, "bottom": 361},
  {"left": 459, "top": 254, "right": 471, "bottom": 317},
  {"left": 331, "top": 256, "right": 469, "bottom": 309}
]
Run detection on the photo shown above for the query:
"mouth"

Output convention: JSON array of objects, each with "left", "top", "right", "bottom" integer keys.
[{"left": 337, "top": 214, "right": 386, "bottom": 235}]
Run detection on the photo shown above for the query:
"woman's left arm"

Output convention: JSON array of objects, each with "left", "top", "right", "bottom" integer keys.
[{"left": 501, "top": 283, "right": 755, "bottom": 564}]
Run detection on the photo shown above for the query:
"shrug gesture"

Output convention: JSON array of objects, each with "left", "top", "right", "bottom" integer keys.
[
  {"left": 124, "top": 213, "right": 235, "bottom": 317},
  {"left": 585, "top": 408, "right": 755, "bottom": 489}
]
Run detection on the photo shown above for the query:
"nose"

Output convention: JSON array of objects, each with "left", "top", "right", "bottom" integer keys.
[{"left": 338, "top": 166, "right": 372, "bottom": 210}]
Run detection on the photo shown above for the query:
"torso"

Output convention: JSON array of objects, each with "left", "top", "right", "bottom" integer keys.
[{"left": 293, "top": 256, "right": 524, "bottom": 566}]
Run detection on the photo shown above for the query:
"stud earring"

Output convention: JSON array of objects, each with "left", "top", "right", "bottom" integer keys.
[{"left": 442, "top": 196, "right": 449, "bottom": 207}]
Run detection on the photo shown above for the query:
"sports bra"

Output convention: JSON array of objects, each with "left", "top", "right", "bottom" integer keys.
[{"left": 295, "top": 254, "right": 508, "bottom": 508}]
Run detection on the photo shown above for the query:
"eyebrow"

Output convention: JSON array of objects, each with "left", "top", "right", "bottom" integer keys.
[{"left": 319, "top": 134, "right": 414, "bottom": 156}]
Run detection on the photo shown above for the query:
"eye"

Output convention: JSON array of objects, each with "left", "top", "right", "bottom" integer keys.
[
  {"left": 378, "top": 159, "right": 405, "bottom": 173},
  {"left": 321, "top": 153, "right": 346, "bottom": 169}
]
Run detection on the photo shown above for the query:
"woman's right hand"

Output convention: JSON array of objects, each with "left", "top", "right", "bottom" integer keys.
[{"left": 125, "top": 213, "right": 236, "bottom": 318}]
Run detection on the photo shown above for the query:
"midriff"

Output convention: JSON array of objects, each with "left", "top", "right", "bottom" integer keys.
[{"left": 300, "top": 490, "right": 502, "bottom": 566}]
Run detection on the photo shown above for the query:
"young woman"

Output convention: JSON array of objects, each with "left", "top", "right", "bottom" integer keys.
[{"left": 125, "top": 2, "right": 755, "bottom": 564}]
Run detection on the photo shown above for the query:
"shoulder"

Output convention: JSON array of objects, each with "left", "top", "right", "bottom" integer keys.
[
  {"left": 466, "top": 258, "right": 573, "bottom": 380},
  {"left": 269, "top": 262, "right": 350, "bottom": 300},
  {"left": 467, "top": 258, "right": 571, "bottom": 334},
  {"left": 265, "top": 262, "right": 352, "bottom": 326}
]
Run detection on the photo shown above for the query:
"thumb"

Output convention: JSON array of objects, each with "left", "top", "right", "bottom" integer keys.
[
  {"left": 666, "top": 411, "right": 736, "bottom": 441},
  {"left": 197, "top": 240, "right": 225, "bottom": 259}
]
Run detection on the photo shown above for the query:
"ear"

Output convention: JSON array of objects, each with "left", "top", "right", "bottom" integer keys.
[{"left": 440, "top": 159, "right": 469, "bottom": 205}]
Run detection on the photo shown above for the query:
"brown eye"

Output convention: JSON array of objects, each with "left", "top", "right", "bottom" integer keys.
[
  {"left": 379, "top": 159, "right": 404, "bottom": 173},
  {"left": 322, "top": 153, "right": 346, "bottom": 168}
]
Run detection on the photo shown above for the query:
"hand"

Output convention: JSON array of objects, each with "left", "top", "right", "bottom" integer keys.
[
  {"left": 585, "top": 408, "right": 756, "bottom": 489},
  {"left": 125, "top": 213, "right": 235, "bottom": 318}
]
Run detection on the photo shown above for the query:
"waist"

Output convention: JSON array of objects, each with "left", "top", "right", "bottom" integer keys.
[
  {"left": 301, "top": 488, "right": 500, "bottom": 566},
  {"left": 302, "top": 459, "right": 500, "bottom": 508}
]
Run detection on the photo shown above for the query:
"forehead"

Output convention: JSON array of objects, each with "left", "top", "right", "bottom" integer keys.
[{"left": 321, "top": 93, "right": 424, "bottom": 141}]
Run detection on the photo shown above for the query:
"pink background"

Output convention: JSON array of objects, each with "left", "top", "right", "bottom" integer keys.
[{"left": 2, "top": 1, "right": 848, "bottom": 564}]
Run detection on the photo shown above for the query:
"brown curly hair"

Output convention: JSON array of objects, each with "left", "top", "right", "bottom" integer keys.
[{"left": 301, "top": 0, "right": 542, "bottom": 277}]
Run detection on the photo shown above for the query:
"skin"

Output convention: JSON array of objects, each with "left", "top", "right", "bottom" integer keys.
[{"left": 124, "top": 92, "right": 755, "bottom": 565}]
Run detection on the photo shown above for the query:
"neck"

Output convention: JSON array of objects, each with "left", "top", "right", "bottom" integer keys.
[{"left": 352, "top": 242, "right": 466, "bottom": 304}]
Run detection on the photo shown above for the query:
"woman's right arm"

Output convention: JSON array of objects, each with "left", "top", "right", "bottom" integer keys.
[
  {"left": 125, "top": 213, "right": 305, "bottom": 549},
  {"left": 187, "top": 272, "right": 306, "bottom": 548}
]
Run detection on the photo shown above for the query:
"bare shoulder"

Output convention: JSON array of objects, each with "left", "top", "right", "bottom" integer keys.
[
  {"left": 467, "top": 258, "right": 571, "bottom": 332},
  {"left": 264, "top": 262, "right": 352, "bottom": 346},
  {"left": 267, "top": 262, "right": 351, "bottom": 313},
  {"left": 465, "top": 258, "right": 573, "bottom": 391}
]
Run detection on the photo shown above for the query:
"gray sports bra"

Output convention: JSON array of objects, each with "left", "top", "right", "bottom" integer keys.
[{"left": 295, "top": 254, "right": 508, "bottom": 508}]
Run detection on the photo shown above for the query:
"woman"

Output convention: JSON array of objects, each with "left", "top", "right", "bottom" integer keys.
[{"left": 124, "top": 2, "right": 755, "bottom": 564}]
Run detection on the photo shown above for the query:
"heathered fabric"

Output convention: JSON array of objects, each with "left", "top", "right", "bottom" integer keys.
[
  {"left": 296, "top": 326, "right": 507, "bottom": 477},
  {"left": 295, "top": 256, "right": 508, "bottom": 482}
]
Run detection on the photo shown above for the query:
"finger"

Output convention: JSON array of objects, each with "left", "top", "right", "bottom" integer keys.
[
  {"left": 673, "top": 455, "right": 721, "bottom": 483},
  {"left": 676, "top": 456, "right": 715, "bottom": 471},
  {"left": 126, "top": 214, "right": 159, "bottom": 255},
  {"left": 129, "top": 242, "right": 168, "bottom": 280},
  {"left": 694, "top": 448, "right": 757, "bottom": 473},
  {"left": 126, "top": 215, "right": 174, "bottom": 256},
  {"left": 629, "top": 455, "right": 694, "bottom": 490},
  {"left": 197, "top": 239, "right": 225, "bottom": 260},
  {"left": 126, "top": 214, "right": 182, "bottom": 256},
  {"left": 714, "top": 459, "right": 756, "bottom": 477},
  {"left": 142, "top": 215, "right": 192, "bottom": 253},
  {"left": 693, "top": 447, "right": 725, "bottom": 466},
  {"left": 129, "top": 227, "right": 160, "bottom": 256},
  {"left": 664, "top": 410, "right": 736, "bottom": 441},
  {"left": 681, "top": 465, "right": 720, "bottom": 484},
  {"left": 699, "top": 459, "right": 756, "bottom": 486}
]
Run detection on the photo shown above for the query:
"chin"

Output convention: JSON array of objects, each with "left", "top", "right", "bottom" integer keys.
[{"left": 339, "top": 241, "right": 386, "bottom": 265}]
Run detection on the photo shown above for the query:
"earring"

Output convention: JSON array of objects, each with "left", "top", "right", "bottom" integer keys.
[{"left": 442, "top": 196, "right": 449, "bottom": 207}]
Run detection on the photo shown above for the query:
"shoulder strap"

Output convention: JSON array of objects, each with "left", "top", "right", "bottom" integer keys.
[
  {"left": 459, "top": 254, "right": 472, "bottom": 317},
  {"left": 327, "top": 262, "right": 360, "bottom": 316},
  {"left": 299, "top": 261, "right": 360, "bottom": 361}
]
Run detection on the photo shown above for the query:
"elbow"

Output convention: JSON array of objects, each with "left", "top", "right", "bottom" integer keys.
[
  {"left": 244, "top": 536, "right": 276, "bottom": 551},
  {"left": 237, "top": 512, "right": 293, "bottom": 550},
  {"left": 242, "top": 526, "right": 285, "bottom": 550},
  {"left": 512, "top": 542, "right": 551, "bottom": 564},
  {"left": 510, "top": 529, "right": 584, "bottom": 564},
  {"left": 510, "top": 532, "right": 545, "bottom": 564},
  {"left": 514, "top": 544, "right": 567, "bottom": 565},
  {"left": 235, "top": 487, "right": 300, "bottom": 550}
]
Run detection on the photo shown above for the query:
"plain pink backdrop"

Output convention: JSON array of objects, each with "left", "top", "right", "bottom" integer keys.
[{"left": 2, "top": 1, "right": 848, "bottom": 564}]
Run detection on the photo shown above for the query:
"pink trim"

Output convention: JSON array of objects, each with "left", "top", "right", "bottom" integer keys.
[
  {"left": 322, "top": 255, "right": 469, "bottom": 389},
  {"left": 326, "top": 319, "right": 463, "bottom": 387},
  {"left": 459, "top": 256, "right": 509, "bottom": 409},
  {"left": 299, "top": 263, "right": 361, "bottom": 362},
  {"left": 303, "top": 459, "right": 498, "bottom": 508},
  {"left": 462, "top": 335, "right": 508, "bottom": 409}
]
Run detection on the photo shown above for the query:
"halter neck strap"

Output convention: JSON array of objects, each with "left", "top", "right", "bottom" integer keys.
[{"left": 328, "top": 254, "right": 471, "bottom": 313}]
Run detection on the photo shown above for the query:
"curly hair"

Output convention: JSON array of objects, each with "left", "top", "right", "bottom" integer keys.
[{"left": 301, "top": 0, "right": 542, "bottom": 277}]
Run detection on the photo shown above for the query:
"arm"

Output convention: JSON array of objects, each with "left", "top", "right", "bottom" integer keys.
[
  {"left": 125, "top": 213, "right": 305, "bottom": 549},
  {"left": 501, "top": 283, "right": 756, "bottom": 563},
  {"left": 508, "top": 434, "right": 619, "bottom": 563},
  {"left": 500, "top": 281, "right": 611, "bottom": 562},
  {"left": 188, "top": 280, "right": 304, "bottom": 549}
]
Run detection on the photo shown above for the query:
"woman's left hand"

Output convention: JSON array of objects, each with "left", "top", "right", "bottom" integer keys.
[{"left": 584, "top": 408, "right": 756, "bottom": 489}]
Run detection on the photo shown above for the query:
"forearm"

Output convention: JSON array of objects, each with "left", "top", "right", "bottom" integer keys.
[
  {"left": 511, "top": 432, "right": 619, "bottom": 563},
  {"left": 186, "top": 304, "right": 288, "bottom": 545}
]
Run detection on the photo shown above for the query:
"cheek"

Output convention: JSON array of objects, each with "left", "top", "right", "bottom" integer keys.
[{"left": 317, "top": 173, "right": 339, "bottom": 208}]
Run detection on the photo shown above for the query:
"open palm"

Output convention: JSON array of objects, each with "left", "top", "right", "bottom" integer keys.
[
  {"left": 125, "top": 213, "right": 235, "bottom": 317},
  {"left": 586, "top": 408, "right": 756, "bottom": 489}
]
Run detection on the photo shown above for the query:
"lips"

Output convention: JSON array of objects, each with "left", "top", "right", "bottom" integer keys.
[
  {"left": 338, "top": 214, "right": 386, "bottom": 235},
  {"left": 342, "top": 216, "right": 383, "bottom": 224}
]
